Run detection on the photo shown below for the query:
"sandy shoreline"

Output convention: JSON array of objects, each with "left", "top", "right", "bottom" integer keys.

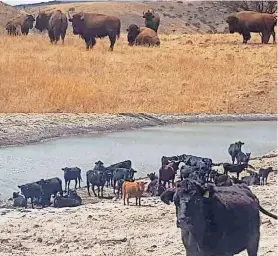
[
  {"left": 0, "top": 113, "right": 276, "bottom": 148},
  {"left": 0, "top": 152, "right": 277, "bottom": 256}
]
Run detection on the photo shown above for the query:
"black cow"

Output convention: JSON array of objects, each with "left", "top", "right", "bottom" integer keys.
[
  {"left": 228, "top": 141, "right": 244, "bottom": 164},
  {"left": 54, "top": 190, "right": 82, "bottom": 208},
  {"left": 180, "top": 165, "right": 199, "bottom": 180},
  {"left": 236, "top": 152, "right": 251, "bottom": 164},
  {"left": 18, "top": 182, "right": 43, "bottom": 208},
  {"left": 160, "top": 179, "right": 277, "bottom": 256},
  {"left": 223, "top": 162, "right": 254, "bottom": 179},
  {"left": 12, "top": 192, "right": 27, "bottom": 208},
  {"left": 214, "top": 174, "right": 233, "bottom": 187},
  {"left": 105, "top": 160, "right": 132, "bottom": 187},
  {"left": 86, "top": 161, "right": 107, "bottom": 197},
  {"left": 241, "top": 174, "right": 260, "bottom": 186},
  {"left": 159, "top": 160, "right": 180, "bottom": 188},
  {"left": 258, "top": 167, "right": 273, "bottom": 185},
  {"left": 61, "top": 167, "right": 82, "bottom": 192},
  {"left": 36, "top": 177, "right": 63, "bottom": 206},
  {"left": 112, "top": 168, "right": 137, "bottom": 194}
]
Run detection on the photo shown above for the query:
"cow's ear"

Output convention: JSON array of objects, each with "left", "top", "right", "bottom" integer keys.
[
  {"left": 69, "top": 18, "right": 72, "bottom": 22},
  {"left": 126, "top": 28, "right": 129, "bottom": 31},
  {"left": 18, "top": 185, "right": 21, "bottom": 189}
]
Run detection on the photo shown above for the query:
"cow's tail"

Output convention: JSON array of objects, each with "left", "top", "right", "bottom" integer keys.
[{"left": 259, "top": 205, "right": 277, "bottom": 220}]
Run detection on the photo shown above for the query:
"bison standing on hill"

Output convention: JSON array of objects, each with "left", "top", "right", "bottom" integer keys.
[
  {"left": 143, "top": 9, "right": 160, "bottom": 33},
  {"left": 68, "top": 12, "right": 121, "bottom": 51},
  {"left": 127, "top": 24, "right": 160, "bottom": 47},
  {"left": 35, "top": 10, "right": 68, "bottom": 44},
  {"left": 226, "top": 11, "right": 277, "bottom": 44},
  {"left": 6, "top": 14, "right": 35, "bottom": 36}
]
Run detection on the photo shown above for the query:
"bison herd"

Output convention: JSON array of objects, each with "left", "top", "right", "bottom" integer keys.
[{"left": 5, "top": 9, "right": 277, "bottom": 50}]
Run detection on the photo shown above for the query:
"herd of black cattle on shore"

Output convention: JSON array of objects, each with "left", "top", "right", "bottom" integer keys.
[
  {"left": 5, "top": 8, "right": 277, "bottom": 50},
  {"left": 8, "top": 140, "right": 278, "bottom": 256},
  {"left": 10, "top": 140, "right": 276, "bottom": 210}
]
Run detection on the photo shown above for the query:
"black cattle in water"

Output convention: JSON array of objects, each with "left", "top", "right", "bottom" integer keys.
[
  {"left": 86, "top": 161, "right": 107, "bottom": 198},
  {"left": 54, "top": 190, "right": 82, "bottom": 208},
  {"left": 236, "top": 152, "right": 251, "bottom": 164},
  {"left": 160, "top": 178, "right": 277, "bottom": 256},
  {"left": 12, "top": 192, "right": 27, "bottom": 208},
  {"left": 112, "top": 168, "right": 137, "bottom": 194},
  {"left": 228, "top": 141, "right": 244, "bottom": 164},
  {"left": 259, "top": 167, "right": 273, "bottom": 185},
  {"left": 61, "top": 167, "right": 82, "bottom": 192},
  {"left": 223, "top": 162, "right": 254, "bottom": 179},
  {"left": 36, "top": 177, "right": 63, "bottom": 206},
  {"left": 159, "top": 160, "right": 180, "bottom": 188},
  {"left": 18, "top": 182, "right": 44, "bottom": 209}
]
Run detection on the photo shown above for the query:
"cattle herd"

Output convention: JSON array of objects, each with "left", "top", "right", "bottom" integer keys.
[
  {"left": 5, "top": 8, "right": 278, "bottom": 50},
  {"left": 8, "top": 139, "right": 278, "bottom": 255}
]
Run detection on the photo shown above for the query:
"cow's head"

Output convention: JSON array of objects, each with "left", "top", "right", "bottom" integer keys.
[
  {"left": 25, "top": 14, "right": 35, "bottom": 29},
  {"left": 68, "top": 12, "right": 85, "bottom": 35},
  {"left": 13, "top": 192, "right": 19, "bottom": 198},
  {"left": 126, "top": 24, "right": 140, "bottom": 46},
  {"left": 161, "top": 179, "right": 211, "bottom": 229},
  {"left": 61, "top": 167, "right": 69, "bottom": 172},
  {"left": 35, "top": 11, "right": 49, "bottom": 31},
  {"left": 225, "top": 15, "right": 239, "bottom": 34},
  {"left": 143, "top": 9, "right": 155, "bottom": 20}
]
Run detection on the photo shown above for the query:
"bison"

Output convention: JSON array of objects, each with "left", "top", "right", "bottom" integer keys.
[
  {"left": 161, "top": 178, "right": 277, "bottom": 256},
  {"left": 6, "top": 14, "right": 35, "bottom": 36},
  {"left": 143, "top": 9, "right": 160, "bottom": 33},
  {"left": 68, "top": 11, "right": 121, "bottom": 51},
  {"left": 226, "top": 11, "right": 277, "bottom": 44},
  {"left": 35, "top": 10, "right": 68, "bottom": 44},
  {"left": 6, "top": 23, "right": 20, "bottom": 36},
  {"left": 126, "top": 24, "right": 160, "bottom": 47}
]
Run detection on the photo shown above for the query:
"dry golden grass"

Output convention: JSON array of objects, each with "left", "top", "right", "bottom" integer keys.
[{"left": 0, "top": 33, "right": 277, "bottom": 113}]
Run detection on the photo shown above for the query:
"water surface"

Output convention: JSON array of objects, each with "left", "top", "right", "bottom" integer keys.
[{"left": 0, "top": 121, "right": 276, "bottom": 199}]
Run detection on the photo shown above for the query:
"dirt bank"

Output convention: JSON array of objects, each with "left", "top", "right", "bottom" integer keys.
[
  {"left": 0, "top": 113, "right": 276, "bottom": 148},
  {"left": 0, "top": 153, "right": 277, "bottom": 256}
]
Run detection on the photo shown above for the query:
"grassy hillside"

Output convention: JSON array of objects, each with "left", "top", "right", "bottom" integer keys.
[
  {"left": 0, "top": 33, "right": 276, "bottom": 113},
  {"left": 29, "top": 1, "right": 229, "bottom": 34},
  {"left": 0, "top": 1, "right": 24, "bottom": 33}
]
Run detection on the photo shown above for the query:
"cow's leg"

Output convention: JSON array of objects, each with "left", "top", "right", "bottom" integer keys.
[
  {"left": 48, "top": 30, "right": 55, "bottom": 44},
  {"left": 92, "top": 185, "right": 97, "bottom": 197},
  {"left": 242, "top": 31, "right": 251, "bottom": 44},
  {"left": 246, "top": 231, "right": 259, "bottom": 256},
  {"left": 272, "top": 30, "right": 276, "bottom": 44},
  {"left": 127, "top": 195, "right": 130, "bottom": 206},
  {"left": 31, "top": 197, "right": 34, "bottom": 209},
  {"left": 139, "top": 197, "right": 141, "bottom": 206},
  {"left": 101, "top": 185, "right": 104, "bottom": 198},
  {"left": 87, "top": 181, "right": 91, "bottom": 196},
  {"left": 78, "top": 178, "right": 81, "bottom": 188},
  {"left": 123, "top": 192, "right": 126, "bottom": 205},
  {"left": 237, "top": 172, "right": 240, "bottom": 180},
  {"left": 108, "top": 31, "right": 116, "bottom": 51},
  {"left": 64, "top": 179, "right": 67, "bottom": 192},
  {"left": 67, "top": 180, "right": 70, "bottom": 193},
  {"left": 231, "top": 155, "right": 235, "bottom": 164},
  {"left": 113, "top": 180, "right": 116, "bottom": 194},
  {"left": 135, "top": 197, "right": 138, "bottom": 206},
  {"left": 262, "top": 31, "right": 271, "bottom": 44},
  {"left": 75, "top": 179, "right": 77, "bottom": 189},
  {"left": 90, "top": 37, "right": 96, "bottom": 49}
]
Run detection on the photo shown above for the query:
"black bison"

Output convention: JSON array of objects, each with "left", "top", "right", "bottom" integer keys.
[
  {"left": 86, "top": 161, "right": 107, "bottom": 197},
  {"left": 54, "top": 190, "right": 82, "bottom": 208},
  {"left": 18, "top": 182, "right": 43, "bottom": 208},
  {"left": 6, "top": 14, "right": 35, "bottom": 35},
  {"left": 68, "top": 11, "right": 121, "bottom": 51},
  {"left": 259, "top": 167, "right": 273, "bottom": 185},
  {"left": 160, "top": 178, "right": 277, "bottom": 256},
  {"left": 226, "top": 11, "right": 277, "bottom": 44},
  {"left": 236, "top": 152, "right": 251, "bottom": 164},
  {"left": 228, "top": 141, "right": 244, "bottom": 164},
  {"left": 61, "top": 167, "right": 82, "bottom": 192},
  {"left": 126, "top": 24, "right": 160, "bottom": 47},
  {"left": 36, "top": 177, "right": 63, "bottom": 206},
  {"left": 12, "top": 192, "right": 27, "bottom": 208},
  {"left": 6, "top": 23, "right": 20, "bottom": 36},
  {"left": 143, "top": 9, "right": 160, "bottom": 33},
  {"left": 35, "top": 10, "right": 68, "bottom": 44},
  {"left": 223, "top": 162, "right": 254, "bottom": 179}
]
